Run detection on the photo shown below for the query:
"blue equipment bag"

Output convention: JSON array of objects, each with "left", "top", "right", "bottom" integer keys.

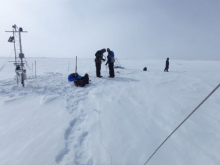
[{"left": 68, "top": 73, "right": 81, "bottom": 82}]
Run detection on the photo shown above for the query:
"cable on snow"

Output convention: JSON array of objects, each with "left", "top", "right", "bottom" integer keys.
[
  {"left": 98, "top": 66, "right": 113, "bottom": 165},
  {"left": 143, "top": 83, "right": 220, "bottom": 165}
]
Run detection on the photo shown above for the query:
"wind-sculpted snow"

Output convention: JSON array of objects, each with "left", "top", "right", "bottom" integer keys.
[{"left": 0, "top": 58, "right": 220, "bottom": 165}]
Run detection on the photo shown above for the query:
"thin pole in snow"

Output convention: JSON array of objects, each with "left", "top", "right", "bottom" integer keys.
[
  {"left": 74, "top": 56, "right": 77, "bottom": 77},
  {"left": 17, "top": 75, "right": 18, "bottom": 85},
  {"left": 116, "top": 58, "right": 121, "bottom": 67},
  {"left": 75, "top": 56, "right": 77, "bottom": 73},
  {"left": 115, "top": 59, "right": 119, "bottom": 67},
  {"left": 35, "top": 61, "right": 36, "bottom": 78}
]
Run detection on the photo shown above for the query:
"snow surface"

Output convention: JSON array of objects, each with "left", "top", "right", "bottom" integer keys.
[{"left": 0, "top": 57, "right": 220, "bottom": 165}]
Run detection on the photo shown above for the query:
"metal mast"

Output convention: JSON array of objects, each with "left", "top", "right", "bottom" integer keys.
[{"left": 6, "top": 24, "right": 28, "bottom": 87}]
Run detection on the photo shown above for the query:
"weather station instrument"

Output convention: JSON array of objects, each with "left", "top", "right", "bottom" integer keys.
[{"left": 6, "top": 25, "right": 28, "bottom": 87}]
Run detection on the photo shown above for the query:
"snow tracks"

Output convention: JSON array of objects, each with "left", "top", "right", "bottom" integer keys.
[{"left": 0, "top": 72, "right": 93, "bottom": 165}]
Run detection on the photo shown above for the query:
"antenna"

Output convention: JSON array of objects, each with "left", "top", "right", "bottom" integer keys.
[
  {"left": 75, "top": 56, "right": 77, "bottom": 73},
  {"left": 6, "top": 24, "right": 28, "bottom": 87},
  {"left": 74, "top": 56, "right": 77, "bottom": 77}
]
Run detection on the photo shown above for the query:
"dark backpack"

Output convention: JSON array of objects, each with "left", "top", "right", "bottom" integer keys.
[
  {"left": 74, "top": 79, "right": 86, "bottom": 87},
  {"left": 74, "top": 73, "right": 89, "bottom": 87},
  {"left": 143, "top": 67, "right": 147, "bottom": 71},
  {"left": 82, "top": 73, "right": 89, "bottom": 84}
]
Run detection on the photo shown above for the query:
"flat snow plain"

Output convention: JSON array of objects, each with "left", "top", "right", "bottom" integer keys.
[{"left": 0, "top": 57, "right": 220, "bottom": 165}]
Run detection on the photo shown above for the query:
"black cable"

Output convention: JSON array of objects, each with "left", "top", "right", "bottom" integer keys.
[
  {"left": 98, "top": 68, "right": 113, "bottom": 165},
  {"left": 144, "top": 83, "right": 220, "bottom": 165}
]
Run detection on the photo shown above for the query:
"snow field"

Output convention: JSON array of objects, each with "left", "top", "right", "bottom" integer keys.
[{"left": 0, "top": 57, "right": 220, "bottom": 165}]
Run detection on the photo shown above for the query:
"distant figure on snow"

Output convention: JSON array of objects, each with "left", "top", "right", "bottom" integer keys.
[
  {"left": 164, "top": 58, "right": 169, "bottom": 72},
  {"left": 143, "top": 67, "right": 147, "bottom": 71},
  {"left": 94, "top": 49, "right": 106, "bottom": 77},
  {"left": 105, "top": 48, "right": 115, "bottom": 78}
]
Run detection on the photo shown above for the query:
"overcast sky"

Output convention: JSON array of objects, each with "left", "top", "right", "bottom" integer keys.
[{"left": 0, "top": 0, "right": 220, "bottom": 60}]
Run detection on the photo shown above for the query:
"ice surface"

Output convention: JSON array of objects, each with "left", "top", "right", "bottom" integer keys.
[{"left": 0, "top": 57, "right": 220, "bottom": 165}]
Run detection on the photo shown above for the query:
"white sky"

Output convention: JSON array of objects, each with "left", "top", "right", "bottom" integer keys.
[{"left": 0, "top": 0, "right": 220, "bottom": 60}]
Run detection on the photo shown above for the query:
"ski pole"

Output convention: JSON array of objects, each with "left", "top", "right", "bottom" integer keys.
[{"left": 116, "top": 58, "right": 121, "bottom": 67}]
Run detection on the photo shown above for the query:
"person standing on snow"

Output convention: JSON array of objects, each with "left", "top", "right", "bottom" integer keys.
[
  {"left": 105, "top": 48, "right": 115, "bottom": 78},
  {"left": 95, "top": 49, "right": 106, "bottom": 77},
  {"left": 164, "top": 58, "right": 169, "bottom": 72}
]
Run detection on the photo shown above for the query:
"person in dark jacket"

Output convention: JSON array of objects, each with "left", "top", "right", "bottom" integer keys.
[
  {"left": 95, "top": 49, "right": 106, "bottom": 77},
  {"left": 105, "top": 48, "right": 115, "bottom": 78},
  {"left": 164, "top": 58, "right": 169, "bottom": 72}
]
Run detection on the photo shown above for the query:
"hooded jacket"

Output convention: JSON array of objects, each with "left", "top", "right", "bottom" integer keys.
[{"left": 95, "top": 49, "right": 106, "bottom": 63}]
